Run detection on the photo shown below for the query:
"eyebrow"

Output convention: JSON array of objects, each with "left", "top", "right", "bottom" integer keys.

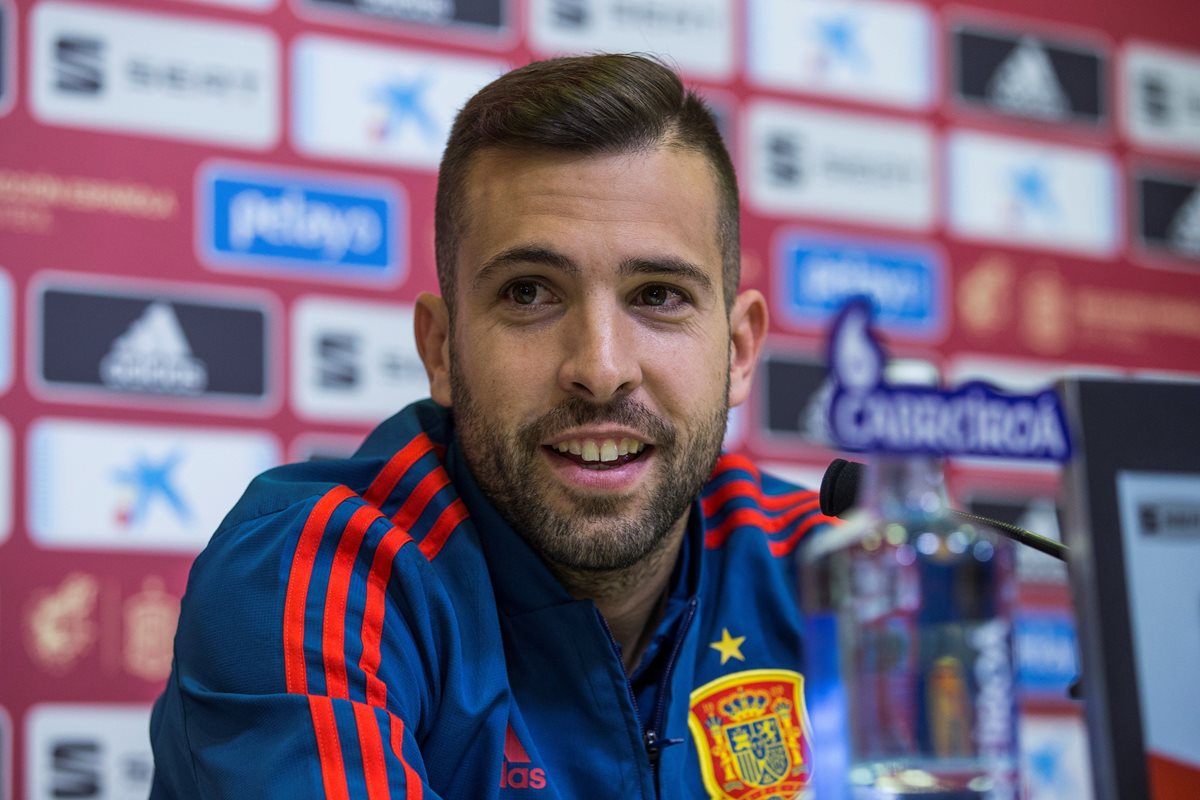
[
  {"left": 620, "top": 256, "right": 714, "bottom": 293},
  {"left": 472, "top": 245, "right": 714, "bottom": 294},
  {"left": 472, "top": 246, "right": 578, "bottom": 290}
]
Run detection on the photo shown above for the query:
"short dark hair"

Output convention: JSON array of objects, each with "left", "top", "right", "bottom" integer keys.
[{"left": 434, "top": 53, "right": 739, "bottom": 316}]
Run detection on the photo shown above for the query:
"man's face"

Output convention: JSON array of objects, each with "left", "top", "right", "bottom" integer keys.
[{"left": 437, "top": 145, "right": 741, "bottom": 572}]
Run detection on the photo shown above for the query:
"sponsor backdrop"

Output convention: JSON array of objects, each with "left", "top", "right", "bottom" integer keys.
[{"left": 1, "top": 0, "right": 1197, "bottom": 795}]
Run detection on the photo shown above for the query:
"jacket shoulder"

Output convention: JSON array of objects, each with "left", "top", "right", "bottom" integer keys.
[{"left": 700, "top": 453, "right": 837, "bottom": 558}]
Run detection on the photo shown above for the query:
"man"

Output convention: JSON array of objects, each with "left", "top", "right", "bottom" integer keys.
[{"left": 151, "top": 54, "right": 832, "bottom": 798}]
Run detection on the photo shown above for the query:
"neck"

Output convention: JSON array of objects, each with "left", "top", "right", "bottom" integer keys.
[{"left": 549, "top": 516, "right": 688, "bottom": 674}]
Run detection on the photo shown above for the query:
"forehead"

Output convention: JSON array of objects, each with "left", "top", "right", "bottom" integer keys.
[{"left": 456, "top": 145, "right": 723, "bottom": 281}]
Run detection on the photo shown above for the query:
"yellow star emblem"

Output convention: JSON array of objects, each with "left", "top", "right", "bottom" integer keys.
[{"left": 709, "top": 628, "right": 746, "bottom": 665}]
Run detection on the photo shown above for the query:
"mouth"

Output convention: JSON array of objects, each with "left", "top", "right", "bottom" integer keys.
[{"left": 543, "top": 436, "right": 653, "bottom": 471}]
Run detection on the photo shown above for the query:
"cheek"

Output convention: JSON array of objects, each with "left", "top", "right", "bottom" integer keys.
[
  {"left": 647, "top": 339, "right": 729, "bottom": 411},
  {"left": 459, "top": 331, "right": 554, "bottom": 406}
]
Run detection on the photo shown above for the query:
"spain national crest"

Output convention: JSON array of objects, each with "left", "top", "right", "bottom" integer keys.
[{"left": 688, "top": 669, "right": 814, "bottom": 800}]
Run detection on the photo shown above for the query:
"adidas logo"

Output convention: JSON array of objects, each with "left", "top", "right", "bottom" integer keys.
[
  {"left": 986, "top": 37, "right": 1069, "bottom": 120},
  {"left": 1168, "top": 188, "right": 1200, "bottom": 256},
  {"left": 499, "top": 724, "right": 547, "bottom": 791},
  {"left": 99, "top": 301, "right": 207, "bottom": 394}
]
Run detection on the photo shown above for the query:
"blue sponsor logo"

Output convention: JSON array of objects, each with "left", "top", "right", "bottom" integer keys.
[
  {"left": 370, "top": 75, "right": 439, "bottom": 143},
  {"left": 1011, "top": 163, "right": 1058, "bottom": 221},
  {"left": 114, "top": 448, "right": 191, "bottom": 530},
  {"left": 814, "top": 13, "right": 869, "bottom": 74},
  {"left": 776, "top": 233, "right": 942, "bottom": 337},
  {"left": 202, "top": 165, "right": 403, "bottom": 281},
  {"left": 1014, "top": 613, "right": 1078, "bottom": 695},
  {"left": 826, "top": 298, "right": 1072, "bottom": 461}
]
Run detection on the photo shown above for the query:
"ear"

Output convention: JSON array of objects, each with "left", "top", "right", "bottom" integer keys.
[
  {"left": 727, "top": 289, "right": 768, "bottom": 408},
  {"left": 414, "top": 292, "right": 453, "bottom": 407}
]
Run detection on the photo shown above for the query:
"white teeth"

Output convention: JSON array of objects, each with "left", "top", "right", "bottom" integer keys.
[{"left": 552, "top": 437, "right": 646, "bottom": 462}]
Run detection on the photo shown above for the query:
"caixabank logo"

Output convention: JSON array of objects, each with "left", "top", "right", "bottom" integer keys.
[
  {"left": 31, "top": 1, "right": 279, "bottom": 148},
  {"left": 27, "top": 417, "right": 279, "bottom": 552},
  {"left": 291, "top": 34, "right": 503, "bottom": 170},
  {"left": 1136, "top": 171, "right": 1200, "bottom": 263},
  {"left": 198, "top": 162, "right": 407, "bottom": 284},
  {"left": 951, "top": 22, "right": 1107, "bottom": 127},
  {"left": 30, "top": 275, "right": 277, "bottom": 412},
  {"left": 947, "top": 130, "right": 1118, "bottom": 256},
  {"left": 529, "top": 0, "right": 733, "bottom": 81},
  {"left": 747, "top": 0, "right": 934, "bottom": 110},
  {"left": 25, "top": 705, "right": 153, "bottom": 799}
]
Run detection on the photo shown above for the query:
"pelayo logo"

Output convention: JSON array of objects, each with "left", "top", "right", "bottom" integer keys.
[{"left": 826, "top": 297, "right": 1071, "bottom": 461}]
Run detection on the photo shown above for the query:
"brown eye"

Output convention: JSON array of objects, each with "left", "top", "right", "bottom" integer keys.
[
  {"left": 509, "top": 281, "right": 540, "bottom": 305},
  {"left": 640, "top": 285, "right": 669, "bottom": 306}
]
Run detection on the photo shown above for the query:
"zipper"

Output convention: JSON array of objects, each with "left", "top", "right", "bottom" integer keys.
[
  {"left": 597, "top": 596, "right": 699, "bottom": 790},
  {"left": 595, "top": 610, "right": 647, "bottom": 763},
  {"left": 644, "top": 597, "right": 699, "bottom": 771}
]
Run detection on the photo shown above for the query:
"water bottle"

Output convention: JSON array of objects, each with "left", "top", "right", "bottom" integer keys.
[{"left": 799, "top": 455, "right": 1019, "bottom": 800}]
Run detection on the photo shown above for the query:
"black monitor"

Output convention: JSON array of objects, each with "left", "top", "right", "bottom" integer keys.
[{"left": 1060, "top": 377, "right": 1200, "bottom": 800}]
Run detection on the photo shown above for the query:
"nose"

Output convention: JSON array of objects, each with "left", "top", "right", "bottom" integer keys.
[{"left": 557, "top": 302, "right": 642, "bottom": 403}]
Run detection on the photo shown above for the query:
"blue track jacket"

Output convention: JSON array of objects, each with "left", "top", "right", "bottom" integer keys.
[{"left": 150, "top": 400, "right": 834, "bottom": 798}]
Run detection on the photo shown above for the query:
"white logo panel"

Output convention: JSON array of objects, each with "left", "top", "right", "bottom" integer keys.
[
  {"left": 1124, "top": 43, "right": 1200, "bottom": 156},
  {"left": 31, "top": 1, "right": 280, "bottom": 148},
  {"left": 292, "top": 296, "right": 429, "bottom": 422},
  {"left": 746, "top": 100, "right": 935, "bottom": 229},
  {"left": 528, "top": 0, "right": 734, "bottom": 81},
  {"left": 947, "top": 130, "right": 1118, "bottom": 255},
  {"left": 0, "top": 420, "right": 10, "bottom": 547},
  {"left": 27, "top": 418, "right": 280, "bottom": 552},
  {"left": 292, "top": 35, "right": 504, "bottom": 169},
  {"left": 0, "top": 268, "right": 11, "bottom": 394},
  {"left": 25, "top": 704, "right": 153, "bottom": 800},
  {"left": 0, "top": 705, "right": 9, "bottom": 800},
  {"left": 176, "top": 0, "right": 276, "bottom": 9},
  {"left": 748, "top": 0, "right": 934, "bottom": 109}
]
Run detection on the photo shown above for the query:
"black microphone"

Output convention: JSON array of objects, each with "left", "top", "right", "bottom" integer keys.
[{"left": 819, "top": 458, "right": 1069, "bottom": 562}]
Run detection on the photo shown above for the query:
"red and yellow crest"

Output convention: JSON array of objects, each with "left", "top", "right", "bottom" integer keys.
[{"left": 688, "top": 669, "right": 813, "bottom": 800}]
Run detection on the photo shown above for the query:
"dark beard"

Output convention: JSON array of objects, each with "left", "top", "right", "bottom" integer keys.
[{"left": 450, "top": 363, "right": 728, "bottom": 573}]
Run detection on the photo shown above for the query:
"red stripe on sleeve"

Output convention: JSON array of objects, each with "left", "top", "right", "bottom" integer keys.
[
  {"left": 418, "top": 499, "right": 469, "bottom": 561},
  {"left": 323, "top": 504, "right": 385, "bottom": 700},
  {"left": 352, "top": 703, "right": 392, "bottom": 800},
  {"left": 307, "top": 694, "right": 351, "bottom": 800},
  {"left": 363, "top": 433, "right": 436, "bottom": 508},
  {"left": 768, "top": 513, "right": 830, "bottom": 557},
  {"left": 284, "top": 485, "right": 356, "bottom": 695},
  {"left": 389, "top": 468, "right": 452, "bottom": 531},
  {"left": 711, "top": 452, "right": 760, "bottom": 480},
  {"left": 359, "top": 527, "right": 414, "bottom": 709},
  {"left": 705, "top": 498, "right": 824, "bottom": 550},
  {"left": 701, "top": 478, "right": 818, "bottom": 517},
  {"left": 390, "top": 715, "right": 424, "bottom": 800}
]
